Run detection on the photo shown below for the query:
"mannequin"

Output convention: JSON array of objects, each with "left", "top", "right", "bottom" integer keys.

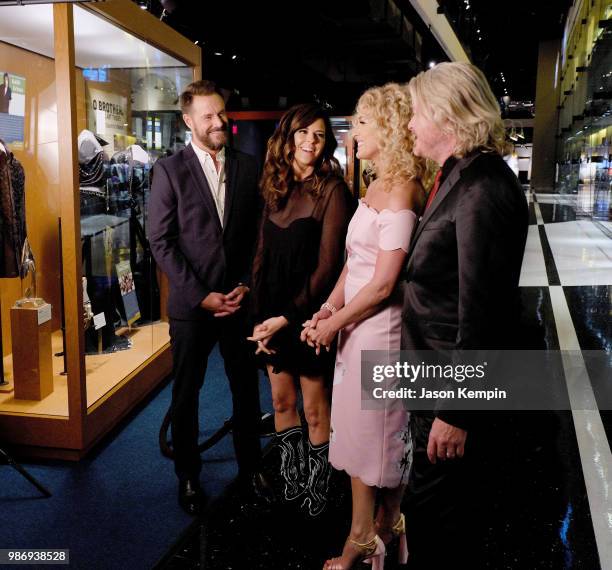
[
  {"left": 0, "top": 137, "right": 26, "bottom": 277},
  {"left": 0, "top": 138, "right": 29, "bottom": 385},
  {"left": 108, "top": 144, "right": 159, "bottom": 322},
  {"left": 77, "top": 130, "right": 131, "bottom": 354}
]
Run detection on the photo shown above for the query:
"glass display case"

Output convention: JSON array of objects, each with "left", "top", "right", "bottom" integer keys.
[{"left": 0, "top": 0, "right": 200, "bottom": 459}]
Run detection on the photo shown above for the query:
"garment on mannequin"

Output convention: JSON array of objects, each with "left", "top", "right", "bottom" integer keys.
[
  {"left": 127, "top": 144, "right": 149, "bottom": 165},
  {"left": 108, "top": 144, "right": 159, "bottom": 323},
  {"left": 77, "top": 130, "right": 131, "bottom": 353},
  {"left": 0, "top": 137, "right": 27, "bottom": 278},
  {"left": 78, "top": 130, "right": 109, "bottom": 217},
  {"left": 78, "top": 130, "right": 108, "bottom": 188},
  {"left": 78, "top": 129, "right": 107, "bottom": 163}
]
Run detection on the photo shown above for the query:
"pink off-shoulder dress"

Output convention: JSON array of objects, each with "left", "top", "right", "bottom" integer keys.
[{"left": 329, "top": 200, "right": 416, "bottom": 488}]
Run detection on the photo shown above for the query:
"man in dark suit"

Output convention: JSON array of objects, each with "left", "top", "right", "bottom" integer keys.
[
  {"left": 149, "top": 80, "right": 262, "bottom": 515},
  {"left": 401, "top": 63, "right": 528, "bottom": 565}
]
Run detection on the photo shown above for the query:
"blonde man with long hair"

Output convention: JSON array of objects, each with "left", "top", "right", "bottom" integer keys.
[
  {"left": 401, "top": 62, "right": 528, "bottom": 565},
  {"left": 303, "top": 83, "right": 425, "bottom": 569}
]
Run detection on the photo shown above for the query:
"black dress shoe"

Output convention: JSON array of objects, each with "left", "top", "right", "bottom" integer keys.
[
  {"left": 178, "top": 478, "right": 205, "bottom": 515},
  {"left": 251, "top": 470, "right": 276, "bottom": 502},
  {"left": 258, "top": 412, "right": 276, "bottom": 437}
]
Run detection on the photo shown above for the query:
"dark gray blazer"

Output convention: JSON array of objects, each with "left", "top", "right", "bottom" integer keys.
[
  {"left": 401, "top": 150, "right": 529, "bottom": 428},
  {"left": 149, "top": 144, "right": 260, "bottom": 320}
]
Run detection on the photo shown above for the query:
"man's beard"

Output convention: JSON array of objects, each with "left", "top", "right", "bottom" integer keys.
[{"left": 196, "top": 126, "right": 227, "bottom": 151}]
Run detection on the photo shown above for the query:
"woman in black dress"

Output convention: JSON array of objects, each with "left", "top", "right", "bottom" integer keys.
[{"left": 248, "top": 103, "right": 354, "bottom": 516}]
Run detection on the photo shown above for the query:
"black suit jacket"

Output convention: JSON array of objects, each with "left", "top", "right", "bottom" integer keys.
[
  {"left": 149, "top": 144, "right": 260, "bottom": 320},
  {"left": 401, "top": 150, "right": 529, "bottom": 428}
]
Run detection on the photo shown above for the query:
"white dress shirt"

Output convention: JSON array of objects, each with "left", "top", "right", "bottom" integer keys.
[{"left": 190, "top": 142, "right": 226, "bottom": 227}]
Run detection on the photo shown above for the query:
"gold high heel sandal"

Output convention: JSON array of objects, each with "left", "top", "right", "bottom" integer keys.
[
  {"left": 375, "top": 513, "right": 408, "bottom": 564},
  {"left": 324, "top": 534, "right": 386, "bottom": 570}
]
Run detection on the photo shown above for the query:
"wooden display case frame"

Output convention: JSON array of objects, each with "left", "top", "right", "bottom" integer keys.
[{"left": 0, "top": 0, "right": 201, "bottom": 459}]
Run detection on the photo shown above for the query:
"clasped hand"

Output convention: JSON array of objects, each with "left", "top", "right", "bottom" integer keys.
[
  {"left": 300, "top": 309, "right": 338, "bottom": 355},
  {"left": 200, "top": 285, "right": 249, "bottom": 317},
  {"left": 247, "top": 316, "right": 288, "bottom": 355}
]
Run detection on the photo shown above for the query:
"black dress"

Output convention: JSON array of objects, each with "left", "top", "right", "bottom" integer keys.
[{"left": 251, "top": 175, "right": 355, "bottom": 377}]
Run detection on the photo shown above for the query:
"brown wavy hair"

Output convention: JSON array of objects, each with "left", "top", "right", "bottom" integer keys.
[
  {"left": 179, "top": 80, "right": 219, "bottom": 114},
  {"left": 260, "top": 104, "right": 342, "bottom": 210}
]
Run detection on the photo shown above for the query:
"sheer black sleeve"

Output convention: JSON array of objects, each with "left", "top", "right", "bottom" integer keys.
[
  {"left": 282, "top": 178, "right": 355, "bottom": 323},
  {"left": 248, "top": 201, "right": 268, "bottom": 323}
]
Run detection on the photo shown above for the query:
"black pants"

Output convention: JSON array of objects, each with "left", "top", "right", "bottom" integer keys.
[
  {"left": 169, "top": 314, "right": 262, "bottom": 481},
  {"left": 404, "top": 412, "right": 486, "bottom": 569},
  {"left": 404, "top": 412, "right": 552, "bottom": 569}
]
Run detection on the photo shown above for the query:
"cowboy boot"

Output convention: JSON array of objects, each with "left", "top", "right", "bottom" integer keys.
[
  {"left": 275, "top": 426, "right": 307, "bottom": 501},
  {"left": 302, "top": 440, "right": 332, "bottom": 517}
]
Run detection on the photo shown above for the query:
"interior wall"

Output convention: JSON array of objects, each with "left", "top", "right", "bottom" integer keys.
[{"left": 0, "top": 41, "right": 62, "bottom": 357}]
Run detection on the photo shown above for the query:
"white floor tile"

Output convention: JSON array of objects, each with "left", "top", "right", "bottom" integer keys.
[
  {"left": 520, "top": 225, "right": 548, "bottom": 286},
  {"left": 535, "top": 193, "right": 577, "bottom": 205},
  {"left": 545, "top": 221, "right": 612, "bottom": 286}
]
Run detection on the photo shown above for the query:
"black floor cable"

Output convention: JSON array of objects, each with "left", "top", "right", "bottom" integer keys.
[{"left": 159, "top": 408, "right": 275, "bottom": 459}]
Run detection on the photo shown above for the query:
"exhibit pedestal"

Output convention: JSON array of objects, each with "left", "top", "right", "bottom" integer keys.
[{"left": 10, "top": 303, "right": 53, "bottom": 401}]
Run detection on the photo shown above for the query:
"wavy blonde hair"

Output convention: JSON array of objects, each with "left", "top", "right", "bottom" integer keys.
[
  {"left": 407, "top": 62, "right": 507, "bottom": 157},
  {"left": 354, "top": 83, "right": 426, "bottom": 186}
]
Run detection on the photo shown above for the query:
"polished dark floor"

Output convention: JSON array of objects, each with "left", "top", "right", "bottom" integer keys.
[
  {"left": 157, "top": 289, "right": 601, "bottom": 570},
  {"left": 563, "top": 285, "right": 612, "bottom": 447},
  {"left": 158, "top": 412, "right": 599, "bottom": 570},
  {"left": 538, "top": 203, "right": 578, "bottom": 224}
]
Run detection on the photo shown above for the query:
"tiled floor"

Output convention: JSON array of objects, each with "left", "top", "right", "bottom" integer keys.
[
  {"left": 530, "top": 192, "right": 612, "bottom": 570},
  {"left": 159, "top": 190, "right": 612, "bottom": 570}
]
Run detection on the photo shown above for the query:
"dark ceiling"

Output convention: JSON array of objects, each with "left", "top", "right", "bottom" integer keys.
[
  {"left": 138, "top": 0, "right": 572, "bottom": 112},
  {"left": 140, "top": 0, "right": 447, "bottom": 114},
  {"left": 452, "top": 0, "right": 573, "bottom": 101}
]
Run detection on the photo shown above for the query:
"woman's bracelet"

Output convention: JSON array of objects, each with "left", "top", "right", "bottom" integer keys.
[{"left": 321, "top": 302, "right": 337, "bottom": 315}]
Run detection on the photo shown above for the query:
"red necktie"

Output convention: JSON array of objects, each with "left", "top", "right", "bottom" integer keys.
[{"left": 425, "top": 170, "right": 443, "bottom": 210}]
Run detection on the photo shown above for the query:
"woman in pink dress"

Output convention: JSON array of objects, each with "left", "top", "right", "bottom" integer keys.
[{"left": 303, "top": 83, "right": 426, "bottom": 570}]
